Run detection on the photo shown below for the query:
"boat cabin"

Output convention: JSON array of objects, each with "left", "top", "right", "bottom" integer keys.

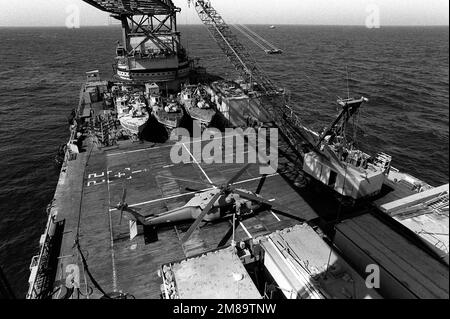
[
  {"left": 85, "top": 70, "right": 101, "bottom": 83},
  {"left": 145, "top": 83, "right": 160, "bottom": 96},
  {"left": 148, "top": 95, "right": 162, "bottom": 107},
  {"left": 115, "top": 96, "right": 130, "bottom": 117},
  {"left": 116, "top": 45, "right": 126, "bottom": 57}
]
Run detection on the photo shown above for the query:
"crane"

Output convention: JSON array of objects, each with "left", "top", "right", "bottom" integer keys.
[
  {"left": 190, "top": 0, "right": 279, "bottom": 95},
  {"left": 80, "top": 0, "right": 389, "bottom": 199},
  {"left": 190, "top": 1, "right": 335, "bottom": 163},
  {"left": 190, "top": 1, "right": 390, "bottom": 200}
]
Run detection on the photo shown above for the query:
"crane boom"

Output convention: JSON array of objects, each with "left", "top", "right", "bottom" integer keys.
[
  {"left": 190, "top": 1, "right": 391, "bottom": 201},
  {"left": 192, "top": 0, "right": 278, "bottom": 94},
  {"left": 192, "top": 0, "right": 327, "bottom": 161}
]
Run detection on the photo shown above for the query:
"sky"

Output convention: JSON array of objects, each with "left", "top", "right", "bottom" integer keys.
[{"left": 0, "top": 0, "right": 448, "bottom": 27}]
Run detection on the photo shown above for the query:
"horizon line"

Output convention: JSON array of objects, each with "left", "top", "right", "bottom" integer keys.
[{"left": 0, "top": 23, "right": 449, "bottom": 28}]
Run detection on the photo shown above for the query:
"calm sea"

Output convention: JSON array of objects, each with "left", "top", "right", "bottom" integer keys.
[{"left": 0, "top": 25, "right": 448, "bottom": 297}]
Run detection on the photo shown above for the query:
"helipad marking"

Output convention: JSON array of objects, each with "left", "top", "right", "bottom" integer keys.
[
  {"left": 108, "top": 173, "right": 279, "bottom": 211},
  {"left": 202, "top": 150, "right": 251, "bottom": 162},
  {"left": 105, "top": 164, "right": 118, "bottom": 292},
  {"left": 239, "top": 222, "right": 253, "bottom": 239},
  {"left": 107, "top": 132, "right": 258, "bottom": 157},
  {"left": 86, "top": 168, "right": 150, "bottom": 187},
  {"left": 183, "top": 143, "right": 214, "bottom": 186},
  {"left": 270, "top": 211, "right": 281, "bottom": 221}
]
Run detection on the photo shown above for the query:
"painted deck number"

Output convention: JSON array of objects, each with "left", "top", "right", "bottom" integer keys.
[
  {"left": 87, "top": 179, "right": 106, "bottom": 187},
  {"left": 88, "top": 172, "right": 104, "bottom": 179},
  {"left": 86, "top": 168, "right": 148, "bottom": 187},
  {"left": 86, "top": 172, "right": 105, "bottom": 186}
]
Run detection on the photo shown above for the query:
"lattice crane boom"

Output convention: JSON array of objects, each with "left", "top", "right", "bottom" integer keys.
[
  {"left": 192, "top": 0, "right": 279, "bottom": 95},
  {"left": 191, "top": 0, "right": 326, "bottom": 161}
]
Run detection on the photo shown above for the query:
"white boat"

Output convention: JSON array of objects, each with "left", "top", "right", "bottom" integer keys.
[
  {"left": 115, "top": 93, "right": 149, "bottom": 137},
  {"left": 180, "top": 85, "right": 216, "bottom": 127}
]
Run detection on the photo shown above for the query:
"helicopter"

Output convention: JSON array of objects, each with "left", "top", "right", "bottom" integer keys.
[{"left": 109, "top": 164, "right": 305, "bottom": 245}]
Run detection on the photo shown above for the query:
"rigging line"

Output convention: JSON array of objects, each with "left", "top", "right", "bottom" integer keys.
[
  {"left": 185, "top": 8, "right": 189, "bottom": 54},
  {"left": 237, "top": 24, "right": 275, "bottom": 51},
  {"left": 346, "top": 65, "right": 350, "bottom": 99},
  {"left": 325, "top": 161, "right": 350, "bottom": 279},
  {"left": 106, "top": 160, "right": 118, "bottom": 292},
  {"left": 297, "top": 68, "right": 340, "bottom": 100},
  {"left": 233, "top": 24, "right": 267, "bottom": 50},
  {"left": 73, "top": 145, "right": 111, "bottom": 299},
  {"left": 75, "top": 240, "right": 111, "bottom": 299},
  {"left": 240, "top": 24, "right": 278, "bottom": 50},
  {"left": 232, "top": 24, "right": 268, "bottom": 52}
]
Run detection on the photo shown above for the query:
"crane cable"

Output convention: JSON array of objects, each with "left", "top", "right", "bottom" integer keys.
[
  {"left": 232, "top": 24, "right": 268, "bottom": 52},
  {"left": 239, "top": 24, "right": 279, "bottom": 51}
]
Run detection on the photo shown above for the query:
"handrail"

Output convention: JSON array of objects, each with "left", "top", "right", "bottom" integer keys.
[{"left": 27, "top": 85, "right": 86, "bottom": 298}]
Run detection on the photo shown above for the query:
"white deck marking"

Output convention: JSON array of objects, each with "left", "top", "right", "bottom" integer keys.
[
  {"left": 239, "top": 222, "right": 253, "bottom": 239},
  {"left": 108, "top": 173, "right": 279, "bottom": 211},
  {"left": 107, "top": 144, "right": 174, "bottom": 157},
  {"left": 87, "top": 168, "right": 150, "bottom": 187},
  {"left": 87, "top": 180, "right": 105, "bottom": 187},
  {"left": 88, "top": 172, "right": 104, "bottom": 179},
  {"left": 105, "top": 166, "right": 118, "bottom": 292},
  {"left": 107, "top": 132, "right": 257, "bottom": 157},
  {"left": 267, "top": 199, "right": 280, "bottom": 221},
  {"left": 202, "top": 150, "right": 251, "bottom": 162},
  {"left": 270, "top": 211, "right": 281, "bottom": 222},
  {"left": 182, "top": 142, "right": 214, "bottom": 186}
]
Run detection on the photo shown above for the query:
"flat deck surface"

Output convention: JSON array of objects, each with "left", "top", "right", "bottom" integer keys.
[
  {"left": 172, "top": 247, "right": 262, "bottom": 299},
  {"left": 395, "top": 212, "right": 449, "bottom": 255},
  {"left": 260, "top": 224, "right": 382, "bottom": 299},
  {"left": 334, "top": 214, "right": 449, "bottom": 299},
  {"left": 57, "top": 132, "right": 318, "bottom": 299},
  {"left": 43, "top": 80, "right": 447, "bottom": 300}
]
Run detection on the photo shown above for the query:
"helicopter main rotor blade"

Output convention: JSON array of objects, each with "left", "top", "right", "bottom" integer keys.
[
  {"left": 231, "top": 189, "right": 300, "bottom": 219},
  {"left": 108, "top": 204, "right": 141, "bottom": 212},
  {"left": 226, "top": 163, "right": 251, "bottom": 186},
  {"left": 270, "top": 208, "right": 306, "bottom": 223},
  {"left": 123, "top": 206, "right": 142, "bottom": 215},
  {"left": 122, "top": 208, "right": 148, "bottom": 225},
  {"left": 119, "top": 206, "right": 125, "bottom": 225},
  {"left": 121, "top": 187, "right": 127, "bottom": 204},
  {"left": 182, "top": 191, "right": 222, "bottom": 243},
  {"left": 255, "top": 174, "right": 267, "bottom": 195},
  {"left": 117, "top": 186, "right": 127, "bottom": 225},
  {"left": 230, "top": 189, "right": 271, "bottom": 206},
  {"left": 157, "top": 175, "right": 218, "bottom": 188},
  {"left": 128, "top": 206, "right": 141, "bottom": 211}
]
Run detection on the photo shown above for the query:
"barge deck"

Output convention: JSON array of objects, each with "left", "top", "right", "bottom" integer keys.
[{"left": 49, "top": 133, "right": 319, "bottom": 299}]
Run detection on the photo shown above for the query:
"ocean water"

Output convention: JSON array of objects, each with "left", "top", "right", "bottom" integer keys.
[{"left": 0, "top": 25, "right": 448, "bottom": 297}]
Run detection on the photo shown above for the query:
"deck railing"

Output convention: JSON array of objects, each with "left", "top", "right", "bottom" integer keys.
[{"left": 27, "top": 85, "right": 86, "bottom": 298}]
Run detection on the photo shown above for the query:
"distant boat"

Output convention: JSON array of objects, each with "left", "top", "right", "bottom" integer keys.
[
  {"left": 265, "top": 48, "right": 283, "bottom": 55},
  {"left": 269, "top": 25, "right": 276, "bottom": 29}
]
